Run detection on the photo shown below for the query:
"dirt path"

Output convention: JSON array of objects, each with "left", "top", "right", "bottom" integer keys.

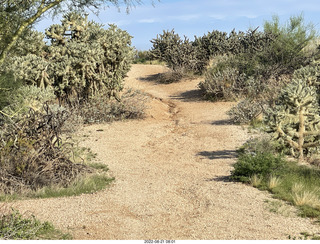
[{"left": 12, "top": 64, "right": 320, "bottom": 239}]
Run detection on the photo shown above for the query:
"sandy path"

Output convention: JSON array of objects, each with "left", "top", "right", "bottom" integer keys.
[{"left": 12, "top": 64, "right": 320, "bottom": 239}]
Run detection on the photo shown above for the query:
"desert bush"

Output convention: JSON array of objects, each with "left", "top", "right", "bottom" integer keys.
[
  {"left": 237, "top": 136, "right": 285, "bottom": 156},
  {"left": 74, "top": 88, "right": 148, "bottom": 124},
  {"left": 199, "top": 65, "right": 250, "bottom": 101},
  {"left": 0, "top": 85, "right": 55, "bottom": 123},
  {"left": 0, "top": 103, "right": 91, "bottom": 194},
  {"left": 200, "top": 15, "right": 317, "bottom": 103},
  {"left": 0, "top": 207, "right": 70, "bottom": 240},
  {"left": 193, "top": 28, "right": 275, "bottom": 59},
  {"left": 227, "top": 99, "right": 263, "bottom": 124},
  {"left": 0, "top": 72, "right": 21, "bottom": 110},
  {"left": 193, "top": 30, "right": 229, "bottom": 59},
  {"left": 134, "top": 50, "right": 152, "bottom": 64},
  {"left": 231, "top": 152, "right": 287, "bottom": 183}
]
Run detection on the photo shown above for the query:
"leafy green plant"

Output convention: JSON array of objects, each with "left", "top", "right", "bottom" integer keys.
[
  {"left": 0, "top": 208, "right": 71, "bottom": 240},
  {"left": 263, "top": 14, "right": 317, "bottom": 75},
  {"left": 231, "top": 152, "right": 287, "bottom": 183}
]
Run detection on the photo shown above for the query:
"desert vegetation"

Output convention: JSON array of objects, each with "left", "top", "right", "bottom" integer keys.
[
  {"left": 148, "top": 14, "right": 320, "bottom": 224},
  {"left": 0, "top": 1, "right": 148, "bottom": 239},
  {"left": 2, "top": 0, "right": 320, "bottom": 239}
]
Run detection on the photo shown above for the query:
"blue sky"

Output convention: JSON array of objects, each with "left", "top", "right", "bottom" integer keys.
[{"left": 36, "top": 0, "right": 320, "bottom": 50}]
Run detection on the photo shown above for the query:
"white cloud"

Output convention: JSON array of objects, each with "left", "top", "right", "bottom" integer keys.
[
  {"left": 210, "top": 14, "right": 227, "bottom": 20},
  {"left": 138, "top": 18, "right": 157, "bottom": 23},
  {"left": 173, "top": 14, "right": 200, "bottom": 21}
]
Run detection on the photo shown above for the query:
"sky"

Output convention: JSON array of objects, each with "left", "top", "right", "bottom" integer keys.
[{"left": 35, "top": 0, "right": 320, "bottom": 50}]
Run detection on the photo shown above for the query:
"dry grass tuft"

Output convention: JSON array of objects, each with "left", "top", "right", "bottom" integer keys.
[
  {"left": 291, "top": 183, "right": 320, "bottom": 208},
  {"left": 250, "top": 174, "right": 263, "bottom": 187},
  {"left": 268, "top": 175, "right": 281, "bottom": 190}
]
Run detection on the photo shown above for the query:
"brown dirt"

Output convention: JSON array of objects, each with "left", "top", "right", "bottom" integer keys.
[{"left": 11, "top": 64, "right": 320, "bottom": 239}]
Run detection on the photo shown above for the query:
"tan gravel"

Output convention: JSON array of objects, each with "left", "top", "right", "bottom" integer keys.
[{"left": 10, "top": 64, "right": 320, "bottom": 239}]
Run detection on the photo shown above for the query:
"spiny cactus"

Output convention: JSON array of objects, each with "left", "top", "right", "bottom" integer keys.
[
  {"left": 46, "top": 13, "right": 134, "bottom": 102},
  {"left": 6, "top": 13, "right": 134, "bottom": 103},
  {"left": 193, "top": 28, "right": 275, "bottom": 58},
  {"left": 9, "top": 54, "right": 50, "bottom": 89},
  {"left": 267, "top": 79, "right": 320, "bottom": 160},
  {"left": 292, "top": 62, "right": 320, "bottom": 87},
  {"left": 150, "top": 29, "right": 208, "bottom": 75}
]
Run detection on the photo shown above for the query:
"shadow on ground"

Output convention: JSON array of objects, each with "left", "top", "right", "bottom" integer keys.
[
  {"left": 206, "top": 175, "right": 232, "bottom": 182},
  {"left": 197, "top": 150, "right": 237, "bottom": 160},
  {"left": 138, "top": 72, "right": 182, "bottom": 84},
  {"left": 138, "top": 73, "right": 161, "bottom": 82},
  {"left": 210, "top": 119, "right": 232, "bottom": 125},
  {"left": 170, "top": 89, "right": 204, "bottom": 102}
]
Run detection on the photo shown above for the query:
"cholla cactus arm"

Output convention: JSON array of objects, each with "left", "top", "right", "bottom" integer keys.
[{"left": 267, "top": 78, "right": 320, "bottom": 160}]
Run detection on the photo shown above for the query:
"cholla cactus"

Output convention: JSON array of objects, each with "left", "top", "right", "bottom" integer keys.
[
  {"left": 9, "top": 54, "right": 50, "bottom": 88},
  {"left": 46, "top": 13, "right": 134, "bottom": 102},
  {"left": 292, "top": 63, "right": 320, "bottom": 87},
  {"left": 6, "top": 13, "right": 134, "bottom": 103},
  {"left": 267, "top": 79, "right": 320, "bottom": 160},
  {"left": 150, "top": 29, "right": 208, "bottom": 74}
]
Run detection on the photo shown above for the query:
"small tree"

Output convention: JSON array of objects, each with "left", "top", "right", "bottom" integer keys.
[
  {"left": 0, "top": 0, "right": 151, "bottom": 66},
  {"left": 262, "top": 14, "right": 317, "bottom": 75}
]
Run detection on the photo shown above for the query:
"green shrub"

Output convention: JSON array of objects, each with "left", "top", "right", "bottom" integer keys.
[
  {"left": 134, "top": 50, "right": 152, "bottom": 64},
  {"left": 237, "top": 136, "right": 286, "bottom": 156},
  {"left": 199, "top": 15, "right": 317, "bottom": 103},
  {"left": 0, "top": 72, "right": 21, "bottom": 110},
  {"left": 231, "top": 152, "right": 287, "bottom": 183},
  {"left": 0, "top": 208, "right": 71, "bottom": 240},
  {"left": 263, "top": 14, "right": 317, "bottom": 75}
]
